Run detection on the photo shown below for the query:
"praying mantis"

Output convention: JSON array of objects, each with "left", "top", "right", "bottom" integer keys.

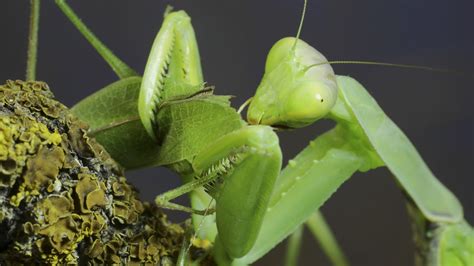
[{"left": 4, "top": 0, "right": 470, "bottom": 264}]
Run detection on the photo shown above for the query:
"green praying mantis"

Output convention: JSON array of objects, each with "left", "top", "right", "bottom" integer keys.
[{"left": 51, "top": 0, "right": 473, "bottom": 264}]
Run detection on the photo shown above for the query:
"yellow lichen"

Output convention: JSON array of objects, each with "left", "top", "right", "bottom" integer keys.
[
  {"left": 37, "top": 194, "right": 74, "bottom": 224},
  {"left": 21, "top": 146, "right": 65, "bottom": 194},
  {"left": 81, "top": 213, "right": 107, "bottom": 236},
  {"left": 85, "top": 239, "right": 104, "bottom": 258},
  {"left": 0, "top": 80, "right": 193, "bottom": 265},
  {"left": 75, "top": 174, "right": 106, "bottom": 213},
  {"left": 37, "top": 215, "right": 83, "bottom": 253}
]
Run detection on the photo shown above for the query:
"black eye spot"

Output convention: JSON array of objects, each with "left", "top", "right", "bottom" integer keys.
[{"left": 320, "top": 99, "right": 324, "bottom": 103}]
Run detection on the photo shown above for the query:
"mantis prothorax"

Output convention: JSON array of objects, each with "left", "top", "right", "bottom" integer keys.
[{"left": 55, "top": 0, "right": 473, "bottom": 264}]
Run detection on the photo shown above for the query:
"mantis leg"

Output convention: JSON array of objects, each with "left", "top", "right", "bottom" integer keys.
[
  {"left": 190, "top": 125, "right": 282, "bottom": 259},
  {"left": 70, "top": 9, "right": 211, "bottom": 170},
  {"left": 55, "top": 0, "right": 137, "bottom": 78},
  {"left": 156, "top": 125, "right": 281, "bottom": 259},
  {"left": 138, "top": 9, "right": 225, "bottom": 244},
  {"left": 154, "top": 171, "right": 219, "bottom": 215},
  {"left": 306, "top": 211, "right": 349, "bottom": 266},
  {"left": 334, "top": 76, "right": 463, "bottom": 223},
  {"left": 283, "top": 214, "right": 346, "bottom": 266},
  {"left": 284, "top": 225, "right": 304, "bottom": 266},
  {"left": 138, "top": 9, "right": 204, "bottom": 139}
]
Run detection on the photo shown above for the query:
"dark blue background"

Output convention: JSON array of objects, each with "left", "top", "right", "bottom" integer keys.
[{"left": 1, "top": 1, "right": 473, "bottom": 265}]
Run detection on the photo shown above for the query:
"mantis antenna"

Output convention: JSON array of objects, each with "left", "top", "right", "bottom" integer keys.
[
  {"left": 289, "top": 0, "right": 468, "bottom": 77},
  {"left": 238, "top": 0, "right": 307, "bottom": 114},
  {"left": 292, "top": 0, "right": 308, "bottom": 51},
  {"left": 303, "top": 60, "right": 469, "bottom": 76}
]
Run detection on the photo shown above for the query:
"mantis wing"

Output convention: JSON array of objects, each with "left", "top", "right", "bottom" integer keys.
[
  {"left": 154, "top": 94, "right": 244, "bottom": 170},
  {"left": 71, "top": 78, "right": 243, "bottom": 172},
  {"left": 71, "top": 77, "right": 162, "bottom": 169},
  {"left": 336, "top": 75, "right": 463, "bottom": 223}
]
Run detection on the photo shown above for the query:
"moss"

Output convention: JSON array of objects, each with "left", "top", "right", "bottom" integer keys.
[{"left": 0, "top": 80, "right": 211, "bottom": 265}]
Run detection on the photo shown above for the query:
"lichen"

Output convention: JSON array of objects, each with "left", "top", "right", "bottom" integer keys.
[{"left": 0, "top": 80, "right": 210, "bottom": 265}]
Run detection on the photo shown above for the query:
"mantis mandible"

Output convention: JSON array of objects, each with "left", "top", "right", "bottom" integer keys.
[{"left": 54, "top": 0, "right": 473, "bottom": 264}]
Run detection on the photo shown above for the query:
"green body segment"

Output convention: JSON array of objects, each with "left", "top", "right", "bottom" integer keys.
[
  {"left": 409, "top": 203, "right": 474, "bottom": 266},
  {"left": 139, "top": 10, "right": 204, "bottom": 140},
  {"left": 336, "top": 76, "right": 463, "bottom": 223},
  {"left": 193, "top": 125, "right": 282, "bottom": 258},
  {"left": 284, "top": 225, "right": 304, "bottom": 266},
  {"left": 438, "top": 222, "right": 474, "bottom": 265},
  {"left": 236, "top": 127, "right": 363, "bottom": 264},
  {"left": 247, "top": 37, "right": 338, "bottom": 128},
  {"left": 306, "top": 212, "right": 349, "bottom": 266},
  {"left": 56, "top": 0, "right": 138, "bottom": 79}
]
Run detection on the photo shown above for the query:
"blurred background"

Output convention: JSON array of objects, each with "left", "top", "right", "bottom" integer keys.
[{"left": 1, "top": 0, "right": 473, "bottom": 265}]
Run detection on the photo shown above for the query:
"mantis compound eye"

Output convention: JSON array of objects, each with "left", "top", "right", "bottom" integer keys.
[
  {"left": 282, "top": 81, "right": 337, "bottom": 128},
  {"left": 247, "top": 37, "right": 338, "bottom": 128}
]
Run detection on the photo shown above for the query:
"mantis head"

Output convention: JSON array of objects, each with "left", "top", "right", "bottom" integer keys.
[{"left": 247, "top": 37, "right": 338, "bottom": 128}]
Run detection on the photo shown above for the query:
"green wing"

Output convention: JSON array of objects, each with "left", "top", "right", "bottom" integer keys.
[
  {"left": 71, "top": 77, "right": 161, "bottom": 169},
  {"left": 154, "top": 94, "right": 244, "bottom": 173}
]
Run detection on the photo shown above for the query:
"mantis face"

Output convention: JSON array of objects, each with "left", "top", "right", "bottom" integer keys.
[{"left": 247, "top": 37, "right": 338, "bottom": 128}]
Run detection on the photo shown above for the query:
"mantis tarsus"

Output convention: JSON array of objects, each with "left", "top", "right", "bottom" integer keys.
[{"left": 6, "top": 0, "right": 470, "bottom": 264}]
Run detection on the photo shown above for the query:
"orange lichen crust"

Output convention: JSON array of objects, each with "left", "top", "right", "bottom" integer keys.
[{"left": 0, "top": 80, "right": 199, "bottom": 265}]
